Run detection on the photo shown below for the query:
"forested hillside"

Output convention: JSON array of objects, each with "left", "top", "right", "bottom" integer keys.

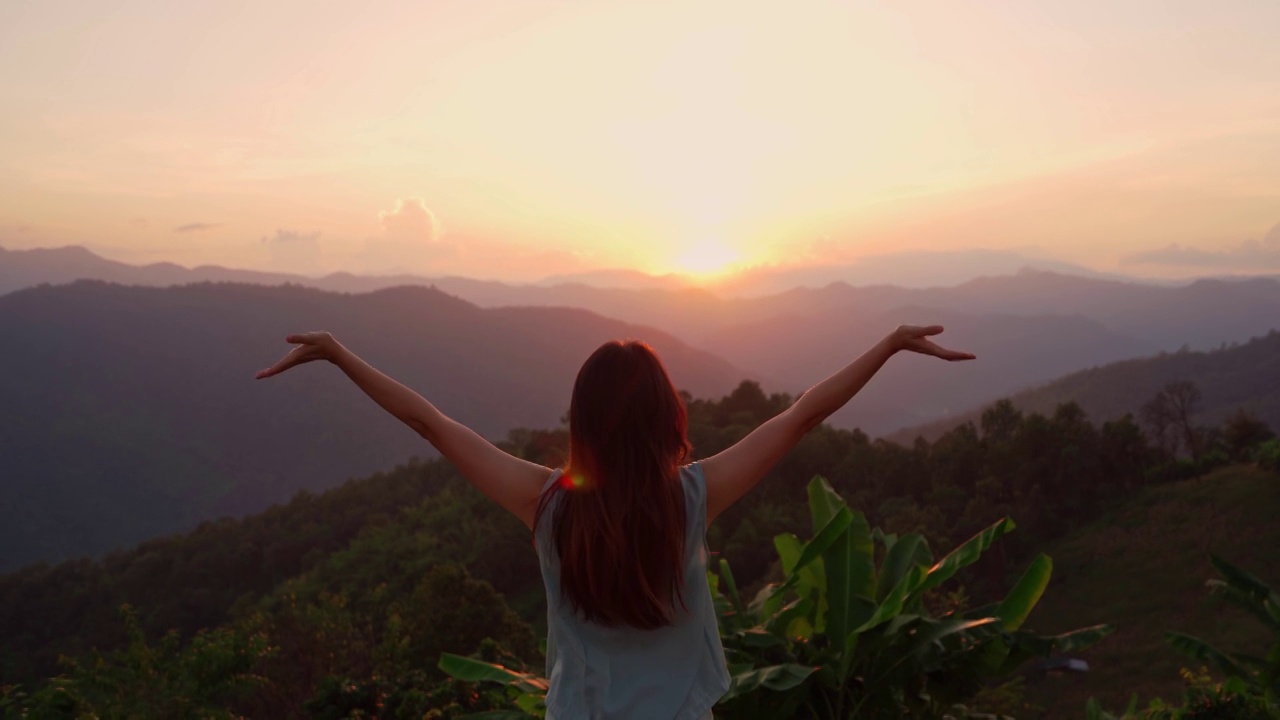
[
  {"left": 895, "top": 329, "right": 1280, "bottom": 443},
  {"left": 4, "top": 380, "right": 1275, "bottom": 717},
  {"left": 0, "top": 281, "right": 745, "bottom": 571}
]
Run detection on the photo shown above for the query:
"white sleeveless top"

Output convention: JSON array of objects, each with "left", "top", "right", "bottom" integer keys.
[{"left": 533, "top": 462, "right": 730, "bottom": 719}]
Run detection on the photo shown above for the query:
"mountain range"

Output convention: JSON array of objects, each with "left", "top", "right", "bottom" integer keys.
[
  {"left": 5, "top": 246, "right": 1280, "bottom": 570},
  {"left": 891, "top": 328, "right": 1280, "bottom": 443},
  {"left": 0, "top": 280, "right": 743, "bottom": 571},
  {"left": 7, "top": 244, "right": 1280, "bottom": 434}
]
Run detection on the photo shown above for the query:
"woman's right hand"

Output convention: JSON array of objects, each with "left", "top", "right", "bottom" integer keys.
[
  {"left": 889, "top": 325, "right": 976, "bottom": 361},
  {"left": 255, "top": 332, "right": 343, "bottom": 379}
]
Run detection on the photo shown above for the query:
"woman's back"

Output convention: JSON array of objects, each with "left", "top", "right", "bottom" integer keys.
[{"left": 535, "top": 462, "right": 730, "bottom": 720}]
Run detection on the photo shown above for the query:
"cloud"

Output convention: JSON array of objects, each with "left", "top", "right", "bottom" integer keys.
[
  {"left": 378, "top": 198, "right": 440, "bottom": 244},
  {"left": 360, "top": 198, "right": 450, "bottom": 273},
  {"left": 174, "top": 222, "right": 222, "bottom": 233},
  {"left": 260, "top": 228, "right": 322, "bottom": 273},
  {"left": 1121, "top": 223, "right": 1280, "bottom": 270}
]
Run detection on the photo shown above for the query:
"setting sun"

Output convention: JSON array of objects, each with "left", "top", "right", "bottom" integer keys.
[{"left": 675, "top": 239, "right": 740, "bottom": 278}]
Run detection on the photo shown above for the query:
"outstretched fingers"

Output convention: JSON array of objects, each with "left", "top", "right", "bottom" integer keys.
[
  {"left": 255, "top": 344, "right": 319, "bottom": 379},
  {"left": 919, "top": 339, "right": 976, "bottom": 361}
]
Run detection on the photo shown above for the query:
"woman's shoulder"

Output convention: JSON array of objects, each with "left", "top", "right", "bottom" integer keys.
[
  {"left": 679, "top": 461, "right": 705, "bottom": 491},
  {"left": 679, "top": 462, "right": 707, "bottom": 529}
]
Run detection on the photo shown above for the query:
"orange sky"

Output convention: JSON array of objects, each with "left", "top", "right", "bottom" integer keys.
[{"left": 1, "top": 0, "right": 1278, "bottom": 281}]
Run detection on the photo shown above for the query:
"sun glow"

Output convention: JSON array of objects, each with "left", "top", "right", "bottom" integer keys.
[{"left": 675, "top": 239, "right": 740, "bottom": 278}]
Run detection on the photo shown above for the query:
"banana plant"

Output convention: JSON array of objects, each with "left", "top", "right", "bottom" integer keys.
[
  {"left": 439, "top": 475, "right": 1112, "bottom": 719},
  {"left": 437, "top": 652, "right": 548, "bottom": 719},
  {"left": 1166, "top": 554, "right": 1280, "bottom": 705},
  {"left": 710, "top": 476, "right": 1113, "bottom": 719}
]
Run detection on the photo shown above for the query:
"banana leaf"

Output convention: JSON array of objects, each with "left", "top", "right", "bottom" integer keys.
[
  {"left": 439, "top": 653, "right": 549, "bottom": 695},
  {"left": 915, "top": 518, "right": 1016, "bottom": 595},
  {"left": 806, "top": 480, "right": 876, "bottom": 635},
  {"left": 722, "top": 663, "right": 817, "bottom": 701},
  {"left": 876, "top": 533, "right": 931, "bottom": 604},
  {"left": 995, "top": 554, "right": 1052, "bottom": 632},
  {"left": 1166, "top": 631, "right": 1256, "bottom": 686}
]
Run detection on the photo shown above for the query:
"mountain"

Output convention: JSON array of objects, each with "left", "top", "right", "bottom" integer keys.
[
  {"left": 704, "top": 248, "right": 1131, "bottom": 296},
  {"left": 0, "top": 281, "right": 747, "bottom": 571},
  {"left": 891, "top": 329, "right": 1280, "bottom": 443},
  {"left": 709, "top": 306, "right": 1147, "bottom": 433},
  {"left": 0, "top": 245, "right": 304, "bottom": 294},
  {"left": 534, "top": 268, "right": 693, "bottom": 290},
  {"left": 7, "top": 246, "right": 1280, "bottom": 437}
]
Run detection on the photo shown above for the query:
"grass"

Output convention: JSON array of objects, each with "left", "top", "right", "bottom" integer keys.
[{"left": 1019, "top": 465, "right": 1280, "bottom": 719}]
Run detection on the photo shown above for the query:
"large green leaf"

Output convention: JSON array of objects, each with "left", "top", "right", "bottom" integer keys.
[
  {"left": 1210, "top": 554, "right": 1277, "bottom": 601},
  {"left": 911, "top": 609, "right": 998, "bottom": 650},
  {"left": 722, "top": 663, "right": 818, "bottom": 701},
  {"left": 915, "top": 518, "right": 1016, "bottom": 595},
  {"left": 791, "top": 506, "right": 854, "bottom": 576},
  {"left": 439, "top": 653, "right": 549, "bottom": 695},
  {"left": 806, "top": 475, "right": 845, "bottom": 530},
  {"left": 776, "top": 532, "right": 827, "bottom": 631},
  {"left": 1048, "top": 624, "right": 1117, "bottom": 655},
  {"left": 997, "top": 625, "right": 1115, "bottom": 675},
  {"left": 756, "top": 505, "right": 854, "bottom": 611},
  {"left": 1208, "top": 580, "right": 1280, "bottom": 632},
  {"left": 720, "top": 558, "right": 745, "bottom": 615},
  {"left": 1208, "top": 554, "right": 1280, "bottom": 630},
  {"left": 732, "top": 627, "right": 787, "bottom": 649},
  {"left": 765, "top": 594, "right": 818, "bottom": 638},
  {"left": 995, "top": 554, "right": 1052, "bottom": 631},
  {"left": 1166, "top": 632, "right": 1256, "bottom": 685},
  {"left": 806, "top": 477, "right": 876, "bottom": 664},
  {"left": 749, "top": 581, "right": 786, "bottom": 620},
  {"left": 876, "top": 533, "right": 931, "bottom": 604}
]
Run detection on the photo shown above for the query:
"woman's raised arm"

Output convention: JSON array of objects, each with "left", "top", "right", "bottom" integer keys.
[
  {"left": 700, "top": 325, "right": 974, "bottom": 523},
  {"left": 255, "top": 332, "right": 553, "bottom": 529}
]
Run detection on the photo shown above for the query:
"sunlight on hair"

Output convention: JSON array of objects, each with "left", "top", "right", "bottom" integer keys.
[{"left": 560, "top": 471, "right": 588, "bottom": 490}]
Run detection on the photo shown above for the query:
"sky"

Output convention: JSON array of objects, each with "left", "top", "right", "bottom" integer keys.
[{"left": 1, "top": 0, "right": 1278, "bottom": 282}]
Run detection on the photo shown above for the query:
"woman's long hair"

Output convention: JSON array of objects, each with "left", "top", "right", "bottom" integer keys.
[{"left": 534, "top": 340, "right": 692, "bottom": 629}]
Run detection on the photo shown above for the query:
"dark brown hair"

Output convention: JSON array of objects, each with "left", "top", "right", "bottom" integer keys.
[{"left": 534, "top": 340, "right": 692, "bottom": 629}]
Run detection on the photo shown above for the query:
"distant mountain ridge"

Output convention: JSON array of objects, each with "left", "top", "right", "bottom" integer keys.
[
  {"left": 6, "top": 244, "right": 1280, "bottom": 437},
  {"left": 0, "top": 280, "right": 747, "bottom": 571},
  {"left": 891, "top": 329, "right": 1280, "bottom": 443}
]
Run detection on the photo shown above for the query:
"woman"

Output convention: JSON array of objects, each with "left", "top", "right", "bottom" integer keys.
[{"left": 255, "top": 324, "right": 973, "bottom": 719}]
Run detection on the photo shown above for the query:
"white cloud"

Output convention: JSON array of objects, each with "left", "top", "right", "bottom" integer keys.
[
  {"left": 379, "top": 198, "right": 440, "bottom": 244},
  {"left": 360, "top": 198, "right": 451, "bottom": 274}
]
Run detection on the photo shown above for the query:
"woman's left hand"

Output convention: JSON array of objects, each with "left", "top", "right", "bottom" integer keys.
[{"left": 255, "top": 332, "right": 342, "bottom": 379}]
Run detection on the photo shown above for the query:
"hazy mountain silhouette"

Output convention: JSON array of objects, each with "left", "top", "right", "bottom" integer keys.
[
  {"left": 703, "top": 248, "right": 1130, "bottom": 296},
  {"left": 709, "top": 305, "right": 1145, "bottom": 432},
  {"left": 6, "top": 245, "right": 1280, "bottom": 436},
  {"left": 890, "top": 330, "right": 1280, "bottom": 443},
  {"left": 0, "top": 281, "right": 747, "bottom": 571}
]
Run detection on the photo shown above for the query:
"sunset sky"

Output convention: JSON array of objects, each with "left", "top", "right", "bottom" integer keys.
[{"left": 1, "top": 0, "right": 1278, "bottom": 281}]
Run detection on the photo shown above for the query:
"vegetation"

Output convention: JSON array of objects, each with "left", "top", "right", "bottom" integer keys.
[
  {"left": 1083, "top": 555, "right": 1280, "bottom": 719},
  {"left": 438, "top": 476, "right": 1114, "bottom": 718},
  {"left": 897, "top": 330, "right": 1280, "bottom": 444},
  {"left": 1023, "top": 465, "right": 1280, "bottom": 715},
  {"left": 1, "top": 379, "right": 1276, "bottom": 717}
]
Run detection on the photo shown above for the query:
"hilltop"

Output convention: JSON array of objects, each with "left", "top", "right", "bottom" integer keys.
[{"left": 893, "top": 329, "right": 1280, "bottom": 443}]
